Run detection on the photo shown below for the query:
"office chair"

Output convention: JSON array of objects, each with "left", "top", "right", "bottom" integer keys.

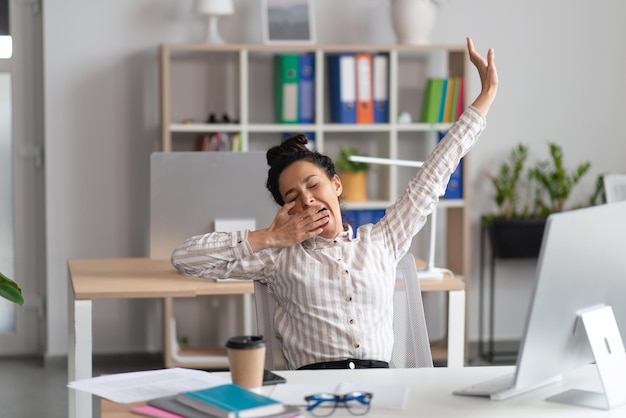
[{"left": 254, "top": 252, "right": 434, "bottom": 370}]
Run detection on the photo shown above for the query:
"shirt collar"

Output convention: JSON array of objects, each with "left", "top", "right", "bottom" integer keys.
[{"left": 302, "top": 224, "right": 355, "bottom": 249}]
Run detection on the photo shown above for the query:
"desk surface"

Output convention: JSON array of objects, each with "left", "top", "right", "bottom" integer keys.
[
  {"left": 100, "top": 365, "right": 622, "bottom": 417},
  {"left": 68, "top": 257, "right": 463, "bottom": 299},
  {"left": 68, "top": 258, "right": 254, "bottom": 299}
]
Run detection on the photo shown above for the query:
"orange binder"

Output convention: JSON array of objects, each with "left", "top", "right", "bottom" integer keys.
[{"left": 355, "top": 53, "right": 374, "bottom": 124}]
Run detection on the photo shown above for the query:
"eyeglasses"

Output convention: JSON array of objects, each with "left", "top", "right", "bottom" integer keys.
[{"left": 305, "top": 391, "right": 373, "bottom": 416}]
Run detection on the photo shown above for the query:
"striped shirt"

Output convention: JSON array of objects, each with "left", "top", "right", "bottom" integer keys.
[{"left": 171, "top": 106, "right": 486, "bottom": 369}]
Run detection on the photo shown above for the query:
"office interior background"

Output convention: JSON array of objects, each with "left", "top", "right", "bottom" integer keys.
[{"left": 3, "top": 0, "right": 625, "bottom": 362}]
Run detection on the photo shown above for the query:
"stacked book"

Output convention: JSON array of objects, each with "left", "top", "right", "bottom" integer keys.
[
  {"left": 133, "top": 383, "right": 302, "bottom": 418},
  {"left": 194, "top": 132, "right": 241, "bottom": 152},
  {"left": 420, "top": 77, "right": 465, "bottom": 124}
]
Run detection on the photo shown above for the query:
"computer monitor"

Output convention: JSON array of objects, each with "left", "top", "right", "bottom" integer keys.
[
  {"left": 150, "top": 151, "right": 278, "bottom": 259},
  {"left": 456, "top": 201, "right": 626, "bottom": 409}
]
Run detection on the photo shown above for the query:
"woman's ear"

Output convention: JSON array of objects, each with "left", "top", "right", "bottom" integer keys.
[{"left": 333, "top": 174, "right": 343, "bottom": 197}]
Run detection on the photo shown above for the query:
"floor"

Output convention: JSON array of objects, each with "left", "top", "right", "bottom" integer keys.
[
  {"left": 1, "top": 345, "right": 516, "bottom": 418},
  {"left": 1, "top": 353, "right": 167, "bottom": 418}
]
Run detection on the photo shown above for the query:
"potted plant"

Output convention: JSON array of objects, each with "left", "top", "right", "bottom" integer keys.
[
  {"left": 484, "top": 142, "right": 592, "bottom": 258},
  {"left": 0, "top": 272, "right": 24, "bottom": 305},
  {"left": 335, "top": 147, "right": 370, "bottom": 202}
]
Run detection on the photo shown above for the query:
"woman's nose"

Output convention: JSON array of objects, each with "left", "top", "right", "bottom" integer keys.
[{"left": 301, "top": 192, "right": 314, "bottom": 208}]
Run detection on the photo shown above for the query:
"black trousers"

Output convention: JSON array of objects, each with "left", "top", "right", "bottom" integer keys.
[{"left": 298, "top": 358, "right": 389, "bottom": 370}]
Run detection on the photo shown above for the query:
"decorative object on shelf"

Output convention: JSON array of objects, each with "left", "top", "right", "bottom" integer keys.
[
  {"left": 336, "top": 147, "right": 369, "bottom": 202},
  {"left": 0, "top": 271, "right": 23, "bottom": 305},
  {"left": 483, "top": 142, "right": 592, "bottom": 258},
  {"left": 195, "top": 0, "right": 234, "bottom": 44},
  {"left": 261, "top": 0, "right": 315, "bottom": 44},
  {"left": 398, "top": 111, "right": 413, "bottom": 124},
  {"left": 390, "top": 0, "right": 440, "bottom": 45}
]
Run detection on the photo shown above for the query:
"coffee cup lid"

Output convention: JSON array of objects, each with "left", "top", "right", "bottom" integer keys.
[{"left": 225, "top": 335, "right": 265, "bottom": 349}]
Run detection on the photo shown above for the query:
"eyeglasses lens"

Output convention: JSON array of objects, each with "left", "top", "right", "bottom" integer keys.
[
  {"left": 307, "top": 393, "right": 337, "bottom": 417},
  {"left": 344, "top": 392, "right": 372, "bottom": 415},
  {"left": 306, "top": 392, "right": 372, "bottom": 416}
]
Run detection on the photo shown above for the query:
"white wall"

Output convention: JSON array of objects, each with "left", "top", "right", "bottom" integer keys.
[{"left": 44, "top": 0, "right": 626, "bottom": 357}]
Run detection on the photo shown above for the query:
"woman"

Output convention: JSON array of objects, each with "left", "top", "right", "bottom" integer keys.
[{"left": 172, "top": 37, "right": 497, "bottom": 370}]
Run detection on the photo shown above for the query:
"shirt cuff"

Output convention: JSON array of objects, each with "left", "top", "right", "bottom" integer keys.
[{"left": 231, "top": 230, "right": 255, "bottom": 258}]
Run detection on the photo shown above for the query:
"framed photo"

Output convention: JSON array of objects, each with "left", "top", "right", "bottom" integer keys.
[{"left": 261, "top": 0, "right": 315, "bottom": 44}]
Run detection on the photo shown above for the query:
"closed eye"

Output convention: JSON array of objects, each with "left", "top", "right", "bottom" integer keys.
[{"left": 283, "top": 174, "right": 321, "bottom": 202}]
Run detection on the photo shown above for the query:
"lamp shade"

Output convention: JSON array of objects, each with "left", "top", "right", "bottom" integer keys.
[{"left": 195, "top": 0, "right": 234, "bottom": 15}]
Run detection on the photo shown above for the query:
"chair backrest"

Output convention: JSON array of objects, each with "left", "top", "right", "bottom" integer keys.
[
  {"left": 253, "top": 252, "right": 433, "bottom": 370},
  {"left": 253, "top": 279, "right": 289, "bottom": 370}
]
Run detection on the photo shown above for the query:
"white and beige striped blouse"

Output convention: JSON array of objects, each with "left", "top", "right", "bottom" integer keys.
[{"left": 171, "top": 106, "right": 486, "bottom": 369}]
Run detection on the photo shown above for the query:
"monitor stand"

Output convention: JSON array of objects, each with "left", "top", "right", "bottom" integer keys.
[{"left": 547, "top": 305, "right": 626, "bottom": 410}]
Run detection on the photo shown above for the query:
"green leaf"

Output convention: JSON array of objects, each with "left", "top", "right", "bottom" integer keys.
[
  {"left": 0, "top": 272, "right": 24, "bottom": 306},
  {"left": 335, "top": 147, "right": 369, "bottom": 173}
]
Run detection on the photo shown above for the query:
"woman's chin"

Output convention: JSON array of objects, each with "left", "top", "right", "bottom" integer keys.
[{"left": 319, "top": 220, "right": 341, "bottom": 239}]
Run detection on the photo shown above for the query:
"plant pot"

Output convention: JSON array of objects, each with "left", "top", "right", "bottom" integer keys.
[
  {"left": 390, "top": 0, "right": 438, "bottom": 45},
  {"left": 487, "top": 218, "right": 547, "bottom": 259},
  {"left": 340, "top": 171, "right": 368, "bottom": 202}
]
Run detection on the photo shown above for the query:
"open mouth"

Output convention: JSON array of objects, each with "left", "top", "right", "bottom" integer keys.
[{"left": 317, "top": 208, "right": 330, "bottom": 230}]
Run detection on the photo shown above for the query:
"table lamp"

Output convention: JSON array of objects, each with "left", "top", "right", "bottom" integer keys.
[
  {"left": 349, "top": 155, "right": 446, "bottom": 280},
  {"left": 195, "top": 0, "right": 234, "bottom": 44}
]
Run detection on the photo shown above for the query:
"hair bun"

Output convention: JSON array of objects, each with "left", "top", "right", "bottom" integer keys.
[{"left": 267, "top": 134, "right": 309, "bottom": 166}]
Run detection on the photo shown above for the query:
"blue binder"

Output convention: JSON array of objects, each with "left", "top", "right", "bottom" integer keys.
[
  {"left": 439, "top": 131, "right": 463, "bottom": 199},
  {"left": 327, "top": 53, "right": 356, "bottom": 123},
  {"left": 298, "top": 53, "right": 315, "bottom": 124}
]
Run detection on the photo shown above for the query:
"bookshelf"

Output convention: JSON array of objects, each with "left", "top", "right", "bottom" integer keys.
[{"left": 158, "top": 43, "right": 470, "bottom": 365}]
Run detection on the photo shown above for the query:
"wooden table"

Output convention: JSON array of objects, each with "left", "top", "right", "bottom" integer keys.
[
  {"left": 68, "top": 257, "right": 465, "bottom": 418},
  {"left": 68, "top": 258, "right": 253, "bottom": 418}
]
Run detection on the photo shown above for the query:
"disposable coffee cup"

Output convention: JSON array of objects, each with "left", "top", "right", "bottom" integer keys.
[{"left": 226, "top": 335, "right": 266, "bottom": 390}]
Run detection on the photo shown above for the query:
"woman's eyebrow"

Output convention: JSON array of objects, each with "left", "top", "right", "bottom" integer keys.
[{"left": 284, "top": 174, "right": 318, "bottom": 200}]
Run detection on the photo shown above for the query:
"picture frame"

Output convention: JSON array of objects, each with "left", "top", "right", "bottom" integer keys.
[{"left": 261, "top": 0, "right": 315, "bottom": 44}]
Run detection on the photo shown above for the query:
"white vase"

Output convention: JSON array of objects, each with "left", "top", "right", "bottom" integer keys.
[{"left": 390, "top": 0, "right": 438, "bottom": 45}]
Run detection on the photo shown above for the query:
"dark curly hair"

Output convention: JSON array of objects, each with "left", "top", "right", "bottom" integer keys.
[{"left": 266, "top": 134, "right": 337, "bottom": 206}]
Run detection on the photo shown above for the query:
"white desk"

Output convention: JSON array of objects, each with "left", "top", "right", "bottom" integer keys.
[{"left": 102, "top": 365, "right": 622, "bottom": 417}]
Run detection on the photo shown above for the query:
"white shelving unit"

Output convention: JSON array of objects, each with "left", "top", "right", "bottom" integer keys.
[{"left": 159, "top": 43, "right": 470, "bottom": 364}]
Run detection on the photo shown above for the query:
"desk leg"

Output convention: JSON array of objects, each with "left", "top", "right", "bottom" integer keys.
[
  {"left": 446, "top": 289, "right": 466, "bottom": 368},
  {"left": 243, "top": 294, "right": 253, "bottom": 335},
  {"left": 68, "top": 283, "right": 93, "bottom": 418}
]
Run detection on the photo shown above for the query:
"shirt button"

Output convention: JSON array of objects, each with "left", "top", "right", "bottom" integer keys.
[
  {"left": 354, "top": 343, "right": 360, "bottom": 349},
  {"left": 349, "top": 319, "right": 355, "bottom": 324},
  {"left": 346, "top": 296, "right": 352, "bottom": 302}
]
